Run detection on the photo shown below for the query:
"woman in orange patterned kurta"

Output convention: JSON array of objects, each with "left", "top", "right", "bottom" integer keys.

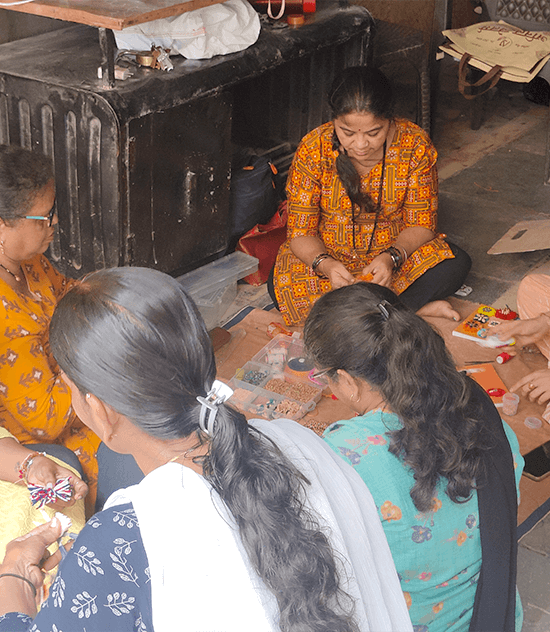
[
  {"left": 272, "top": 67, "right": 471, "bottom": 325},
  {"left": 0, "top": 145, "right": 100, "bottom": 513}
]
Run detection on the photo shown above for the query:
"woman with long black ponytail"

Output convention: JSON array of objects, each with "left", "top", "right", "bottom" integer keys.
[
  {"left": 304, "top": 282, "right": 524, "bottom": 632},
  {"left": 0, "top": 267, "right": 412, "bottom": 632},
  {"left": 270, "top": 66, "right": 471, "bottom": 326}
]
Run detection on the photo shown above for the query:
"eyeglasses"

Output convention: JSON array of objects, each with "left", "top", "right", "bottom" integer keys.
[
  {"left": 24, "top": 206, "right": 56, "bottom": 227},
  {"left": 309, "top": 367, "right": 334, "bottom": 387}
]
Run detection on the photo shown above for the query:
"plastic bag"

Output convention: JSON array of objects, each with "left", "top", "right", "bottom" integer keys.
[{"left": 113, "top": 0, "right": 261, "bottom": 61}]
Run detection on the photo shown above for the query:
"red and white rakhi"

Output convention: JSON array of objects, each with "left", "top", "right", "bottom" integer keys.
[{"left": 27, "top": 477, "right": 73, "bottom": 509}]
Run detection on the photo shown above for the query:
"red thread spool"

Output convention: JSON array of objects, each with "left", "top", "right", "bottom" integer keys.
[{"left": 496, "top": 351, "right": 513, "bottom": 364}]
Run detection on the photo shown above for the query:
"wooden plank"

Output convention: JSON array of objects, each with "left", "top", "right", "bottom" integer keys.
[{"left": 0, "top": 0, "right": 226, "bottom": 30}]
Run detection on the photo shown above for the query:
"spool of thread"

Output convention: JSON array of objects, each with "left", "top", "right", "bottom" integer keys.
[
  {"left": 286, "top": 357, "right": 314, "bottom": 373},
  {"left": 496, "top": 351, "right": 514, "bottom": 364},
  {"left": 287, "top": 14, "right": 305, "bottom": 26},
  {"left": 285, "top": 357, "right": 314, "bottom": 383}
]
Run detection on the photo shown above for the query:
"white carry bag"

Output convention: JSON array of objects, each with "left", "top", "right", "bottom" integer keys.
[
  {"left": 113, "top": 0, "right": 261, "bottom": 61},
  {"left": 440, "top": 21, "right": 550, "bottom": 97}
]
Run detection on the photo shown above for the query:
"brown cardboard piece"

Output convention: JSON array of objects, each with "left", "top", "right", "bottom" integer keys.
[{"left": 488, "top": 219, "right": 550, "bottom": 254}]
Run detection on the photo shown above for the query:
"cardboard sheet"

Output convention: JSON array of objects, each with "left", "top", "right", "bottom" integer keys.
[
  {"left": 217, "top": 301, "right": 550, "bottom": 523},
  {"left": 488, "top": 219, "right": 550, "bottom": 255}
]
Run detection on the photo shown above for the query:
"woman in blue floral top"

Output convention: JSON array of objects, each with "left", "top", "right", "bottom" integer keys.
[
  {"left": 304, "top": 282, "right": 524, "bottom": 632},
  {"left": 0, "top": 267, "right": 413, "bottom": 632}
]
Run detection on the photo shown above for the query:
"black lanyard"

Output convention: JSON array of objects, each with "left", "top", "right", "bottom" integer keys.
[{"left": 351, "top": 140, "right": 386, "bottom": 257}]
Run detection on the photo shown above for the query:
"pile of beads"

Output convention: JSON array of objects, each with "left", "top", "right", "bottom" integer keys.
[
  {"left": 275, "top": 399, "right": 302, "bottom": 416},
  {"left": 243, "top": 369, "right": 269, "bottom": 386},
  {"left": 251, "top": 397, "right": 278, "bottom": 416},
  {"left": 265, "top": 378, "right": 319, "bottom": 403}
]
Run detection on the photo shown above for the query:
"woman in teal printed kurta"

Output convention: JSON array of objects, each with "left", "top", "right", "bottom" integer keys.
[
  {"left": 304, "top": 282, "right": 523, "bottom": 632},
  {"left": 323, "top": 411, "right": 523, "bottom": 631}
]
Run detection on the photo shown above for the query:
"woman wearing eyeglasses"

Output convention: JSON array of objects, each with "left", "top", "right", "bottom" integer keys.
[
  {"left": 303, "top": 282, "right": 524, "bottom": 632},
  {"left": 0, "top": 144, "right": 100, "bottom": 513}
]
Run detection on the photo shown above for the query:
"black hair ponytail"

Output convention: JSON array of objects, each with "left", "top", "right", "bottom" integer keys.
[
  {"left": 50, "top": 267, "right": 359, "bottom": 632},
  {"left": 331, "top": 132, "right": 377, "bottom": 212},
  {"left": 205, "top": 404, "right": 359, "bottom": 632},
  {"left": 304, "top": 282, "right": 491, "bottom": 513}
]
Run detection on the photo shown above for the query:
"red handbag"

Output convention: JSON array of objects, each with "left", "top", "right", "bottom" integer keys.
[{"left": 236, "top": 201, "right": 288, "bottom": 286}]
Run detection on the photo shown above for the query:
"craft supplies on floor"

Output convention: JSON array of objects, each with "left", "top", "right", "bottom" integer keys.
[
  {"left": 459, "top": 362, "right": 509, "bottom": 407},
  {"left": 496, "top": 351, "right": 515, "bottom": 364},
  {"left": 502, "top": 392, "right": 520, "bottom": 416},
  {"left": 452, "top": 304, "right": 516, "bottom": 348},
  {"left": 525, "top": 416, "right": 543, "bottom": 429},
  {"left": 229, "top": 334, "right": 322, "bottom": 420},
  {"left": 177, "top": 252, "right": 258, "bottom": 330}
]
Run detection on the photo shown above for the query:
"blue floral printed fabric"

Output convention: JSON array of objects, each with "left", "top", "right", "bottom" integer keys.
[
  {"left": 0, "top": 503, "right": 152, "bottom": 632},
  {"left": 323, "top": 410, "right": 524, "bottom": 632}
]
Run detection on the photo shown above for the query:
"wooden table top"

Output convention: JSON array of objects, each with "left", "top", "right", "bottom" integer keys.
[{"left": 0, "top": 0, "right": 225, "bottom": 30}]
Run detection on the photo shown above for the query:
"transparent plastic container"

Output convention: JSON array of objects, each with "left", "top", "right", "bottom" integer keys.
[
  {"left": 230, "top": 337, "right": 322, "bottom": 421},
  {"left": 252, "top": 334, "right": 314, "bottom": 384},
  {"left": 177, "top": 251, "right": 258, "bottom": 298},
  {"left": 177, "top": 252, "right": 258, "bottom": 329}
]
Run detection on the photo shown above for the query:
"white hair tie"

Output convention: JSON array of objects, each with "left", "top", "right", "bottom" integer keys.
[{"left": 196, "top": 380, "right": 234, "bottom": 435}]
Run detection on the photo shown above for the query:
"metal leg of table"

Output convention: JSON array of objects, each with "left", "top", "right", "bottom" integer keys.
[
  {"left": 98, "top": 28, "right": 116, "bottom": 89},
  {"left": 419, "top": 52, "right": 431, "bottom": 134}
]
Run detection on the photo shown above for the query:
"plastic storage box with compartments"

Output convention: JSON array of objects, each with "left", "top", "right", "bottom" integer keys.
[{"left": 229, "top": 334, "right": 323, "bottom": 421}]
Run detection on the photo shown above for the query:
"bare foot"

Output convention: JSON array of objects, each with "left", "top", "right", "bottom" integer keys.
[{"left": 416, "top": 300, "right": 460, "bottom": 321}]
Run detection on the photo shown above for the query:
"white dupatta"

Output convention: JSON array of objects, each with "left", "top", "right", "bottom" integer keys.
[{"left": 105, "top": 418, "right": 412, "bottom": 632}]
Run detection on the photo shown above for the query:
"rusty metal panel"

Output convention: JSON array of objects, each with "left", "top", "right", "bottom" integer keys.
[{"left": 231, "top": 30, "right": 370, "bottom": 147}]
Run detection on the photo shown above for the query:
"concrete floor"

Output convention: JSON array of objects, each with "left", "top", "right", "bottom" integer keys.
[
  {"left": 432, "top": 58, "right": 550, "bottom": 310},
  {"left": 408, "top": 59, "right": 550, "bottom": 632}
]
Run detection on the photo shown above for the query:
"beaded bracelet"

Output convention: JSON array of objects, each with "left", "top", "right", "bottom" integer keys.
[
  {"left": 18, "top": 451, "right": 47, "bottom": 483},
  {"left": 0, "top": 573, "right": 37, "bottom": 598}
]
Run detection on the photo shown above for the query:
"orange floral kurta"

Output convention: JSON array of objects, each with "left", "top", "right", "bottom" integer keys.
[
  {"left": 273, "top": 118, "right": 454, "bottom": 325},
  {"left": 0, "top": 255, "right": 99, "bottom": 511}
]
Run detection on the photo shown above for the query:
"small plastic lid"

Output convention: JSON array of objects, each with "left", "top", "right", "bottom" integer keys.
[
  {"left": 303, "top": 0, "right": 316, "bottom": 12},
  {"left": 524, "top": 416, "right": 542, "bottom": 429},
  {"left": 287, "top": 14, "right": 305, "bottom": 25}
]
